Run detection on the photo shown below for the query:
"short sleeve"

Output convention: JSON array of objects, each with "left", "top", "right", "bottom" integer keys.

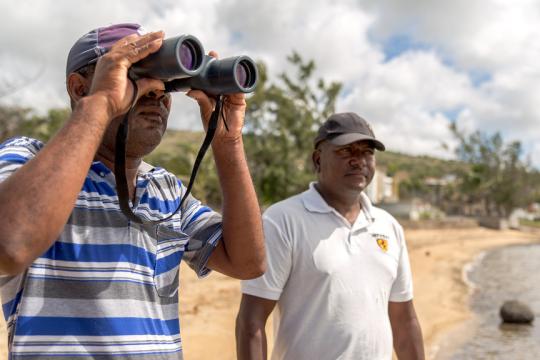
[
  {"left": 241, "top": 214, "right": 293, "bottom": 301},
  {"left": 180, "top": 191, "right": 222, "bottom": 278},
  {"left": 0, "top": 138, "right": 38, "bottom": 319},
  {"left": 0, "top": 273, "right": 26, "bottom": 326},
  {"left": 389, "top": 223, "right": 414, "bottom": 302},
  {"left": 0, "top": 137, "right": 43, "bottom": 183}
]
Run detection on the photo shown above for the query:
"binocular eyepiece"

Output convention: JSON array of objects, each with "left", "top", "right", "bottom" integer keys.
[{"left": 130, "top": 35, "right": 258, "bottom": 95}]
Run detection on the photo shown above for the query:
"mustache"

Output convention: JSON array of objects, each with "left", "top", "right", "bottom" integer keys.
[
  {"left": 134, "top": 96, "right": 170, "bottom": 117},
  {"left": 136, "top": 96, "right": 168, "bottom": 107},
  {"left": 346, "top": 164, "right": 371, "bottom": 176}
]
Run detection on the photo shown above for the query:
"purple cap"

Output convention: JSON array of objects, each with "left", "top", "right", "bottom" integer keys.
[
  {"left": 66, "top": 23, "right": 146, "bottom": 76},
  {"left": 314, "top": 112, "right": 385, "bottom": 151}
]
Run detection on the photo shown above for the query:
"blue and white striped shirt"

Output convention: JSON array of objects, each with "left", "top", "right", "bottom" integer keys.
[{"left": 0, "top": 137, "right": 222, "bottom": 359}]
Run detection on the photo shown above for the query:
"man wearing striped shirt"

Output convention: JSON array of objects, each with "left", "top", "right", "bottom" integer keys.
[{"left": 0, "top": 23, "right": 265, "bottom": 359}]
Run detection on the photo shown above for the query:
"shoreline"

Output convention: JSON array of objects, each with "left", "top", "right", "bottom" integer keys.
[
  {"left": 1, "top": 226, "right": 539, "bottom": 359},
  {"left": 406, "top": 227, "right": 540, "bottom": 359}
]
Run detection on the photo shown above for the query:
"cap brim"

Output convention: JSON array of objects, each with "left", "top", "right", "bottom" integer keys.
[{"left": 328, "top": 133, "right": 385, "bottom": 151}]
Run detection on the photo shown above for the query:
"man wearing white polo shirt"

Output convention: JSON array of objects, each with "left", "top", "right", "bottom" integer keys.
[{"left": 236, "top": 113, "right": 425, "bottom": 360}]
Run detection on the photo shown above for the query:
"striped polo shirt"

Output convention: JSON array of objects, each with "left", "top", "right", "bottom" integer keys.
[{"left": 0, "top": 137, "right": 222, "bottom": 359}]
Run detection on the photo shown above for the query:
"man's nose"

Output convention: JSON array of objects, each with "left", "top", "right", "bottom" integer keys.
[
  {"left": 349, "top": 152, "right": 367, "bottom": 167},
  {"left": 146, "top": 89, "right": 171, "bottom": 107},
  {"left": 146, "top": 89, "right": 166, "bottom": 100}
]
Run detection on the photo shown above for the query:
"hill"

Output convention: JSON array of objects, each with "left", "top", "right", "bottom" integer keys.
[
  {"left": 149, "top": 129, "right": 466, "bottom": 180},
  {"left": 376, "top": 150, "right": 467, "bottom": 179}
]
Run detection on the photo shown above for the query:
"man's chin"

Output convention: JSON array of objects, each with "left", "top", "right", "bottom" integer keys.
[
  {"left": 127, "top": 136, "right": 163, "bottom": 158},
  {"left": 344, "top": 182, "right": 368, "bottom": 194}
]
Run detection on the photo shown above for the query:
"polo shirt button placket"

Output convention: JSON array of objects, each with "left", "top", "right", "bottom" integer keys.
[{"left": 348, "top": 230, "right": 359, "bottom": 254}]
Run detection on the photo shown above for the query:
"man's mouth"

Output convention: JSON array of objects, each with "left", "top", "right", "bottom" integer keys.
[
  {"left": 138, "top": 110, "right": 165, "bottom": 124},
  {"left": 345, "top": 172, "right": 369, "bottom": 181}
]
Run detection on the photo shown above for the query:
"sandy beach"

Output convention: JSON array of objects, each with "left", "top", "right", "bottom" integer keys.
[{"left": 1, "top": 226, "right": 539, "bottom": 359}]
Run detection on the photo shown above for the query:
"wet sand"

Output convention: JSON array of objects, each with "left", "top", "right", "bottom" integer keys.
[{"left": 1, "top": 226, "right": 539, "bottom": 359}]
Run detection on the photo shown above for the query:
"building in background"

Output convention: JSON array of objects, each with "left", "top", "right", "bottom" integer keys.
[{"left": 365, "top": 166, "right": 397, "bottom": 204}]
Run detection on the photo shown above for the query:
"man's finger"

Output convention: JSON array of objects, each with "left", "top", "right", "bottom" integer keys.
[
  {"left": 223, "top": 93, "right": 246, "bottom": 106},
  {"left": 187, "top": 90, "right": 216, "bottom": 112},
  {"left": 108, "top": 31, "right": 164, "bottom": 65},
  {"left": 124, "top": 31, "right": 164, "bottom": 64},
  {"left": 111, "top": 33, "right": 140, "bottom": 49},
  {"left": 130, "top": 31, "right": 164, "bottom": 50}
]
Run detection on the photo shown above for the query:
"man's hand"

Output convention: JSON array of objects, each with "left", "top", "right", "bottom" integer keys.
[
  {"left": 186, "top": 51, "right": 247, "bottom": 144},
  {"left": 185, "top": 50, "right": 264, "bottom": 280},
  {"left": 89, "top": 31, "right": 166, "bottom": 120}
]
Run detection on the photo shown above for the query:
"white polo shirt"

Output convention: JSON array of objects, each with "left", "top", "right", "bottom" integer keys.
[{"left": 242, "top": 183, "right": 413, "bottom": 360}]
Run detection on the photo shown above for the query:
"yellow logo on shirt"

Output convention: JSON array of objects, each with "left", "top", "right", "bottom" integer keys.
[{"left": 376, "top": 238, "right": 388, "bottom": 252}]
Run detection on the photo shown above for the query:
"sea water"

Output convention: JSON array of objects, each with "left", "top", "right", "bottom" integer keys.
[{"left": 439, "top": 244, "right": 540, "bottom": 360}]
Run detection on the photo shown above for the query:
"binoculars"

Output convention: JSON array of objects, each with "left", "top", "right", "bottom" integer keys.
[{"left": 130, "top": 34, "right": 258, "bottom": 95}]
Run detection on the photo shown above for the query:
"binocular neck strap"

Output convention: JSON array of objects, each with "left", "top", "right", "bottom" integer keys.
[{"left": 114, "top": 81, "right": 223, "bottom": 225}]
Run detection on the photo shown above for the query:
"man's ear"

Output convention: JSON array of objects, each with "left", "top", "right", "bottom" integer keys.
[
  {"left": 66, "top": 72, "right": 89, "bottom": 102},
  {"left": 312, "top": 149, "right": 321, "bottom": 172}
]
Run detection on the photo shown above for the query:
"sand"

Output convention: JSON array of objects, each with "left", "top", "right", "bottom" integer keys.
[{"left": 1, "top": 226, "right": 539, "bottom": 359}]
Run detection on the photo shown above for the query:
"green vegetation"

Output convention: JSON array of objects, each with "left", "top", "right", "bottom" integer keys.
[
  {"left": 450, "top": 125, "right": 538, "bottom": 217},
  {"left": 0, "top": 106, "right": 69, "bottom": 143},
  {"left": 243, "top": 52, "right": 341, "bottom": 204},
  {"left": 376, "top": 150, "right": 468, "bottom": 200},
  {"left": 376, "top": 151, "right": 467, "bottom": 178}
]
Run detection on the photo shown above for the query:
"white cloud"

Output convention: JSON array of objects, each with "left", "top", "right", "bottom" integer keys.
[
  {"left": 359, "top": 0, "right": 540, "bottom": 166},
  {"left": 336, "top": 50, "right": 477, "bottom": 158}
]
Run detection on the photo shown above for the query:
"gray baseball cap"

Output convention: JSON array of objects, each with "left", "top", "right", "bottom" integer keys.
[
  {"left": 66, "top": 23, "right": 146, "bottom": 76},
  {"left": 314, "top": 112, "right": 385, "bottom": 151}
]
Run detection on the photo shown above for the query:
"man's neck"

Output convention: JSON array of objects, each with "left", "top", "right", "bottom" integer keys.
[
  {"left": 95, "top": 147, "right": 141, "bottom": 202},
  {"left": 314, "top": 183, "right": 363, "bottom": 225}
]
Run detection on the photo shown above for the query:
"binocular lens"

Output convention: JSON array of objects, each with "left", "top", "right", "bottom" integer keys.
[
  {"left": 131, "top": 35, "right": 204, "bottom": 80},
  {"left": 236, "top": 60, "right": 256, "bottom": 89},
  {"left": 236, "top": 63, "right": 248, "bottom": 88},
  {"left": 179, "top": 41, "right": 197, "bottom": 71},
  {"left": 161, "top": 41, "right": 258, "bottom": 95}
]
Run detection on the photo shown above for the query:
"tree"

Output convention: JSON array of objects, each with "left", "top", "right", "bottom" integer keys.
[
  {"left": 0, "top": 66, "right": 50, "bottom": 141},
  {"left": 0, "top": 105, "right": 70, "bottom": 143},
  {"left": 0, "top": 105, "right": 32, "bottom": 142},
  {"left": 244, "top": 52, "right": 342, "bottom": 205},
  {"left": 451, "top": 124, "right": 534, "bottom": 217},
  {"left": 24, "top": 108, "right": 71, "bottom": 142}
]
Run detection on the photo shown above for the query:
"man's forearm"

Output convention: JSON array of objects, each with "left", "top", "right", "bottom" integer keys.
[
  {"left": 394, "top": 318, "right": 425, "bottom": 360},
  {"left": 236, "top": 319, "right": 268, "bottom": 360},
  {"left": 0, "top": 95, "right": 111, "bottom": 274},
  {"left": 211, "top": 138, "right": 265, "bottom": 278}
]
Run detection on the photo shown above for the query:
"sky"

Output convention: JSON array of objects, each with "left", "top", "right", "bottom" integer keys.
[{"left": 1, "top": 0, "right": 539, "bottom": 166}]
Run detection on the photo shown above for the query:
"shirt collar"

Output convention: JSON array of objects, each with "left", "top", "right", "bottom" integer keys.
[
  {"left": 301, "top": 182, "right": 333, "bottom": 213},
  {"left": 137, "top": 161, "right": 155, "bottom": 178},
  {"left": 137, "top": 161, "right": 155, "bottom": 176},
  {"left": 301, "top": 182, "right": 376, "bottom": 221}
]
